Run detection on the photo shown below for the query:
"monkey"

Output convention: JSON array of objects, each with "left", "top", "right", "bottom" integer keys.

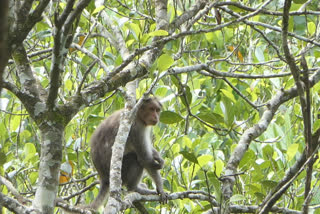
[{"left": 88, "top": 97, "right": 166, "bottom": 210}]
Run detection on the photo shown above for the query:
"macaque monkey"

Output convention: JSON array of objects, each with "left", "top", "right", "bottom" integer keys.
[{"left": 89, "top": 97, "right": 166, "bottom": 210}]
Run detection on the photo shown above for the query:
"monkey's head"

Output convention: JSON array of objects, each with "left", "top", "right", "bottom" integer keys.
[{"left": 137, "top": 97, "right": 162, "bottom": 126}]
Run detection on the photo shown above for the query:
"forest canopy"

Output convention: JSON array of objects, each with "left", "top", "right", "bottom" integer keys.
[{"left": 1, "top": 0, "right": 320, "bottom": 213}]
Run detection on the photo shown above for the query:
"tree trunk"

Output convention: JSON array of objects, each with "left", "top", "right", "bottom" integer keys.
[
  {"left": 0, "top": 0, "right": 8, "bottom": 93},
  {"left": 33, "top": 123, "right": 64, "bottom": 214}
]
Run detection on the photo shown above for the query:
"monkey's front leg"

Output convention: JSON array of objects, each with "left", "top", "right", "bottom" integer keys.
[
  {"left": 136, "top": 148, "right": 163, "bottom": 170},
  {"left": 152, "top": 148, "right": 164, "bottom": 169},
  {"left": 146, "top": 168, "right": 168, "bottom": 203}
]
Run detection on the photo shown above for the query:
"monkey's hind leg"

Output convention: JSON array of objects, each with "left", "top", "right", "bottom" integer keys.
[
  {"left": 122, "top": 153, "right": 154, "bottom": 214},
  {"left": 122, "top": 153, "right": 143, "bottom": 190}
]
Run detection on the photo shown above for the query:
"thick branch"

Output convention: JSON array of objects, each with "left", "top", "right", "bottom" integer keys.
[
  {"left": 8, "top": 0, "right": 50, "bottom": 50},
  {"left": 282, "top": 0, "right": 305, "bottom": 99},
  {"left": 0, "top": 193, "right": 36, "bottom": 214},
  {"left": 16, "top": 0, "right": 33, "bottom": 24},
  {"left": 170, "top": 0, "right": 206, "bottom": 29},
  {"left": 282, "top": 2, "right": 313, "bottom": 212},
  {"left": 104, "top": 99, "right": 136, "bottom": 214},
  {"left": 63, "top": 0, "right": 92, "bottom": 36},
  {"left": 0, "top": 0, "right": 8, "bottom": 94},
  {"left": 47, "top": 0, "right": 91, "bottom": 109},
  {"left": 27, "top": 0, "right": 50, "bottom": 26},
  {"left": 47, "top": 19, "right": 64, "bottom": 109},
  {"left": 23, "top": 0, "right": 50, "bottom": 37},
  {"left": 56, "top": 0, "right": 75, "bottom": 27},
  {"left": 0, "top": 176, "right": 30, "bottom": 205}
]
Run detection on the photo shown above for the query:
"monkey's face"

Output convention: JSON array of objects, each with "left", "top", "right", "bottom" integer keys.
[{"left": 138, "top": 100, "right": 161, "bottom": 126}]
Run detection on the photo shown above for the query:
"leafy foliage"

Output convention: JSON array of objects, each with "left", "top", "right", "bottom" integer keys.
[{"left": 2, "top": 0, "right": 320, "bottom": 213}]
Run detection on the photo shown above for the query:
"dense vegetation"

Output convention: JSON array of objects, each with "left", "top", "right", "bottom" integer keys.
[{"left": 1, "top": 0, "right": 320, "bottom": 213}]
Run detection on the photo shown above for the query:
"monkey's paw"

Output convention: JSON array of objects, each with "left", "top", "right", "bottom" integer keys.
[{"left": 158, "top": 191, "right": 169, "bottom": 204}]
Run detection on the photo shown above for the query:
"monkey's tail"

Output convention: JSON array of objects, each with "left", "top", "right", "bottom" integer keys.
[{"left": 88, "top": 181, "right": 109, "bottom": 210}]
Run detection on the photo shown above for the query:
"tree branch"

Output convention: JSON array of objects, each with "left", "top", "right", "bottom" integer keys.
[
  {"left": 0, "top": 0, "right": 8, "bottom": 94},
  {"left": 15, "top": 0, "right": 34, "bottom": 24},
  {"left": 0, "top": 176, "right": 30, "bottom": 205},
  {"left": 215, "top": 1, "right": 320, "bottom": 16},
  {"left": 0, "top": 193, "right": 37, "bottom": 214},
  {"left": 47, "top": 0, "right": 91, "bottom": 110},
  {"left": 258, "top": 128, "right": 320, "bottom": 213},
  {"left": 170, "top": 0, "right": 208, "bottom": 30},
  {"left": 71, "top": 43, "right": 109, "bottom": 72},
  {"left": 221, "top": 69, "right": 320, "bottom": 211},
  {"left": 170, "top": 63, "right": 292, "bottom": 79},
  {"left": 281, "top": 2, "right": 313, "bottom": 212}
]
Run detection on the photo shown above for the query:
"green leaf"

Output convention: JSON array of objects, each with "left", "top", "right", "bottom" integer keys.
[
  {"left": 263, "top": 145, "right": 273, "bottom": 159},
  {"left": 157, "top": 54, "right": 174, "bottom": 72},
  {"left": 255, "top": 45, "right": 265, "bottom": 62},
  {"left": 221, "top": 99, "right": 235, "bottom": 127},
  {"left": 155, "top": 86, "right": 168, "bottom": 97},
  {"left": 313, "top": 119, "right": 320, "bottom": 133},
  {"left": 92, "top": 5, "right": 105, "bottom": 15},
  {"left": 197, "top": 109, "right": 224, "bottom": 125},
  {"left": 213, "top": 31, "right": 224, "bottom": 49},
  {"left": 24, "top": 143, "right": 36, "bottom": 162},
  {"left": 160, "top": 111, "right": 184, "bottom": 124},
  {"left": 287, "top": 144, "right": 299, "bottom": 161},
  {"left": 220, "top": 89, "right": 236, "bottom": 103},
  {"left": 10, "top": 117, "right": 21, "bottom": 132},
  {"left": 20, "top": 130, "right": 31, "bottom": 140},
  {"left": 182, "top": 136, "right": 192, "bottom": 148},
  {"left": 148, "top": 30, "right": 168, "bottom": 37},
  {"left": 180, "top": 151, "right": 198, "bottom": 164},
  {"left": 171, "top": 143, "right": 180, "bottom": 155},
  {"left": 205, "top": 32, "right": 214, "bottom": 43},
  {"left": 198, "top": 155, "right": 212, "bottom": 168},
  {"left": 0, "top": 151, "right": 6, "bottom": 166},
  {"left": 209, "top": 173, "right": 221, "bottom": 202},
  {"left": 230, "top": 194, "right": 246, "bottom": 202},
  {"left": 29, "top": 171, "right": 38, "bottom": 185},
  {"left": 293, "top": 0, "right": 307, "bottom": 4},
  {"left": 215, "top": 159, "right": 224, "bottom": 176},
  {"left": 308, "top": 22, "right": 316, "bottom": 35},
  {"left": 128, "top": 23, "right": 141, "bottom": 39},
  {"left": 261, "top": 180, "right": 278, "bottom": 189},
  {"left": 126, "top": 39, "right": 135, "bottom": 48},
  {"left": 65, "top": 79, "right": 73, "bottom": 91},
  {"left": 239, "top": 149, "right": 255, "bottom": 169}
]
